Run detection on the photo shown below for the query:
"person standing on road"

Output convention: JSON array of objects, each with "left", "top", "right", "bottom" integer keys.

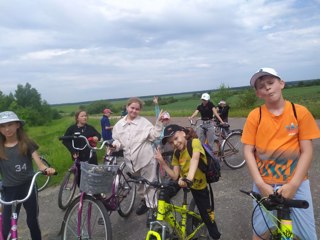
[
  {"left": 100, "top": 108, "right": 113, "bottom": 141},
  {"left": 155, "top": 124, "right": 221, "bottom": 240},
  {"left": 62, "top": 110, "right": 101, "bottom": 186},
  {"left": 111, "top": 97, "right": 166, "bottom": 226},
  {"left": 62, "top": 110, "right": 101, "bottom": 165},
  {"left": 189, "top": 93, "right": 224, "bottom": 149},
  {"left": 241, "top": 67, "right": 320, "bottom": 240},
  {"left": 0, "top": 111, "right": 56, "bottom": 240}
]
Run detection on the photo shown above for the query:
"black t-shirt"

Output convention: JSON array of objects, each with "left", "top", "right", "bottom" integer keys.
[
  {"left": 62, "top": 124, "right": 101, "bottom": 163},
  {"left": 218, "top": 105, "right": 230, "bottom": 122},
  {"left": 197, "top": 101, "right": 215, "bottom": 120}
]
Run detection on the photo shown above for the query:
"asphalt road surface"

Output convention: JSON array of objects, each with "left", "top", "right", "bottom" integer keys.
[{"left": 17, "top": 118, "right": 320, "bottom": 240}]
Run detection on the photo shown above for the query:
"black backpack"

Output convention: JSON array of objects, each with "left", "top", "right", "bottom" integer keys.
[
  {"left": 258, "top": 101, "right": 297, "bottom": 125},
  {"left": 174, "top": 139, "right": 221, "bottom": 183}
]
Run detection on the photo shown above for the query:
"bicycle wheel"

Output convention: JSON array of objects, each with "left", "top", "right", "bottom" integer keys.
[
  {"left": 36, "top": 157, "right": 51, "bottom": 192},
  {"left": 221, "top": 131, "right": 246, "bottom": 169},
  {"left": 58, "top": 170, "right": 77, "bottom": 210},
  {"left": 187, "top": 199, "right": 210, "bottom": 239},
  {"left": 61, "top": 195, "right": 112, "bottom": 240},
  {"left": 116, "top": 163, "right": 136, "bottom": 217}
]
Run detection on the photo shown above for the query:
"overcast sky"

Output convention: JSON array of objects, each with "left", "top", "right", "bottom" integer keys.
[{"left": 1, "top": 0, "right": 319, "bottom": 104}]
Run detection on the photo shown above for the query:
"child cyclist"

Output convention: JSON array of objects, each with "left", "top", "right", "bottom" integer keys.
[
  {"left": 155, "top": 124, "right": 221, "bottom": 240},
  {"left": 241, "top": 68, "right": 320, "bottom": 240},
  {"left": 0, "top": 111, "right": 56, "bottom": 240}
]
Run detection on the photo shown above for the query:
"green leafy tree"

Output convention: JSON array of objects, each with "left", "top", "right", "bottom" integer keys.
[{"left": 237, "top": 89, "right": 258, "bottom": 108}]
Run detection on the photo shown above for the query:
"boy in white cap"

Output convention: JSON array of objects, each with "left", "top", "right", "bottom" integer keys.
[{"left": 241, "top": 68, "right": 320, "bottom": 240}]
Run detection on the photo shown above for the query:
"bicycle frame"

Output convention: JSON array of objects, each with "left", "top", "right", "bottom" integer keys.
[
  {"left": 150, "top": 198, "right": 205, "bottom": 240},
  {"left": 0, "top": 171, "right": 50, "bottom": 240},
  {"left": 127, "top": 173, "right": 206, "bottom": 240}
]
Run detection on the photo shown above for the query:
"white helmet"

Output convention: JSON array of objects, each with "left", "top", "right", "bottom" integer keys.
[{"left": 200, "top": 93, "right": 210, "bottom": 101}]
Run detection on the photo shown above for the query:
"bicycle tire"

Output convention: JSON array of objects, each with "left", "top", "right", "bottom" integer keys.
[
  {"left": 36, "top": 157, "right": 51, "bottom": 192},
  {"left": 58, "top": 170, "right": 77, "bottom": 210},
  {"left": 221, "top": 131, "right": 246, "bottom": 169},
  {"left": 61, "top": 195, "right": 112, "bottom": 240},
  {"left": 187, "top": 199, "right": 210, "bottom": 239},
  {"left": 116, "top": 163, "right": 136, "bottom": 217}
]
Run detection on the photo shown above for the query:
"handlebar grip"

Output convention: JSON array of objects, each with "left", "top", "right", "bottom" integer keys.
[{"left": 283, "top": 198, "right": 309, "bottom": 209}]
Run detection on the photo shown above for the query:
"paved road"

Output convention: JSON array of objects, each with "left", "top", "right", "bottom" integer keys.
[{"left": 18, "top": 118, "right": 319, "bottom": 239}]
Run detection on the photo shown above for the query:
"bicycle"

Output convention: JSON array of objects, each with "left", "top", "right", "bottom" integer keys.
[
  {"left": 127, "top": 173, "right": 211, "bottom": 240},
  {"left": 0, "top": 171, "right": 56, "bottom": 240},
  {"left": 189, "top": 118, "right": 245, "bottom": 169},
  {"left": 240, "top": 189, "right": 309, "bottom": 240},
  {"left": 60, "top": 134, "right": 136, "bottom": 240},
  {"left": 57, "top": 133, "right": 88, "bottom": 210},
  {"left": 35, "top": 156, "right": 52, "bottom": 192}
]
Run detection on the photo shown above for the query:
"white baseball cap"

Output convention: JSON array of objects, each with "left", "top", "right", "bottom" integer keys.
[
  {"left": 162, "top": 111, "right": 171, "bottom": 120},
  {"left": 0, "top": 111, "right": 25, "bottom": 125},
  {"left": 201, "top": 93, "right": 210, "bottom": 101},
  {"left": 250, "top": 67, "right": 281, "bottom": 87}
]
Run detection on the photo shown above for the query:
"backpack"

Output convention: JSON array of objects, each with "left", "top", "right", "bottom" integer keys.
[{"left": 174, "top": 139, "right": 221, "bottom": 183}]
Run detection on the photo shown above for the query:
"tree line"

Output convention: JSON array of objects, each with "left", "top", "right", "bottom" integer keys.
[{"left": 0, "top": 83, "right": 61, "bottom": 126}]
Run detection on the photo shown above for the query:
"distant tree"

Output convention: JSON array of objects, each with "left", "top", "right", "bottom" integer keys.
[
  {"left": 1, "top": 83, "right": 61, "bottom": 126},
  {"left": 237, "top": 89, "right": 258, "bottom": 108},
  {"left": 212, "top": 84, "right": 232, "bottom": 104},
  {"left": 86, "top": 100, "right": 114, "bottom": 115}
]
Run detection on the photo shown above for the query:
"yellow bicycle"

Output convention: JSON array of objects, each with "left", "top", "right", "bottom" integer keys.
[{"left": 128, "top": 173, "right": 210, "bottom": 240}]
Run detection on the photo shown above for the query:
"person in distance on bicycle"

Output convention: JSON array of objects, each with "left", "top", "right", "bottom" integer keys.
[
  {"left": 100, "top": 108, "right": 113, "bottom": 141},
  {"left": 241, "top": 68, "right": 320, "bottom": 240},
  {"left": 62, "top": 110, "right": 101, "bottom": 185},
  {"left": 156, "top": 124, "right": 221, "bottom": 240},
  {"left": 111, "top": 97, "right": 167, "bottom": 225},
  {"left": 217, "top": 100, "right": 229, "bottom": 123},
  {"left": 216, "top": 100, "right": 230, "bottom": 133},
  {"left": 0, "top": 111, "right": 56, "bottom": 240},
  {"left": 189, "top": 93, "right": 225, "bottom": 149}
]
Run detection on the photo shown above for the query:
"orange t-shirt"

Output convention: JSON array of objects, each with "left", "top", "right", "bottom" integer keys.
[{"left": 242, "top": 101, "right": 320, "bottom": 184}]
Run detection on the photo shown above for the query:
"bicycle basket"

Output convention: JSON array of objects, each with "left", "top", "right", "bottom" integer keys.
[{"left": 80, "top": 162, "right": 118, "bottom": 194}]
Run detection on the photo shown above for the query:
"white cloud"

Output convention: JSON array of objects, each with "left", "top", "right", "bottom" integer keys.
[{"left": 0, "top": 0, "right": 319, "bottom": 104}]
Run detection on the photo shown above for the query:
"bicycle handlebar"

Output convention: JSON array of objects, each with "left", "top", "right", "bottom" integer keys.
[
  {"left": 240, "top": 189, "right": 309, "bottom": 210},
  {"left": 126, "top": 172, "right": 180, "bottom": 189},
  {"left": 0, "top": 171, "right": 57, "bottom": 206},
  {"left": 59, "top": 133, "right": 114, "bottom": 151}
]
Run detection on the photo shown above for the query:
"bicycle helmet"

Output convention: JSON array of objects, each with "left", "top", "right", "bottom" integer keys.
[{"left": 200, "top": 93, "right": 210, "bottom": 101}]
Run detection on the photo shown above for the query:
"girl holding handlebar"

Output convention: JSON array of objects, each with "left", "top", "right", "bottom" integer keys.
[{"left": 0, "top": 111, "right": 56, "bottom": 240}]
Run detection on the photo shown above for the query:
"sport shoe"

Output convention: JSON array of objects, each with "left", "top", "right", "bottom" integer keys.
[
  {"left": 146, "top": 209, "right": 157, "bottom": 228},
  {"left": 136, "top": 199, "right": 149, "bottom": 215}
]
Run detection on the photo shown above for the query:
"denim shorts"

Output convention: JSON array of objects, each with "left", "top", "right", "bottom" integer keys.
[{"left": 252, "top": 180, "right": 317, "bottom": 240}]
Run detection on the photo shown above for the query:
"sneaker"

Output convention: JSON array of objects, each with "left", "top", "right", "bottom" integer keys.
[
  {"left": 146, "top": 209, "right": 157, "bottom": 228},
  {"left": 136, "top": 199, "right": 149, "bottom": 215}
]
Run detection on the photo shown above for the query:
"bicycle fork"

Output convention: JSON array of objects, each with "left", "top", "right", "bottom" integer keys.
[
  {"left": 10, "top": 204, "right": 18, "bottom": 240},
  {"left": 77, "top": 192, "right": 93, "bottom": 238}
]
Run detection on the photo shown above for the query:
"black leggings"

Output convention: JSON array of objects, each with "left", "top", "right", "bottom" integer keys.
[
  {"left": 191, "top": 187, "right": 221, "bottom": 239},
  {"left": 2, "top": 181, "right": 41, "bottom": 240}
]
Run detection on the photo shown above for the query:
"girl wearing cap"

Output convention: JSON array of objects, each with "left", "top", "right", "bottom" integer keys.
[
  {"left": 155, "top": 124, "right": 221, "bottom": 240},
  {"left": 112, "top": 97, "right": 166, "bottom": 226},
  {"left": 0, "top": 111, "right": 56, "bottom": 240}
]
